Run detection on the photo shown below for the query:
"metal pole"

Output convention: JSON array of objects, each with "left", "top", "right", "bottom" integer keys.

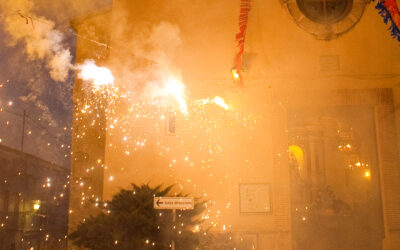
[
  {"left": 172, "top": 209, "right": 176, "bottom": 250},
  {"left": 21, "top": 110, "right": 26, "bottom": 152}
]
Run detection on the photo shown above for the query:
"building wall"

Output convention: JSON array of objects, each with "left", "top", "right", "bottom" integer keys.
[
  {"left": 69, "top": 0, "right": 400, "bottom": 249},
  {"left": 284, "top": 88, "right": 399, "bottom": 249},
  {"left": 103, "top": 1, "right": 293, "bottom": 248},
  {"left": 68, "top": 9, "right": 111, "bottom": 247},
  {"left": 0, "top": 145, "right": 69, "bottom": 250},
  {"left": 107, "top": 0, "right": 400, "bottom": 90}
]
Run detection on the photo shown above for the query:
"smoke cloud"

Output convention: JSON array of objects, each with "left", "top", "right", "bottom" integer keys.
[
  {"left": 0, "top": 0, "right": 72, "bottom": 82},
  {"left": 0, "top": 0, "right": 110, "bottom": 165},
  {"left": 0, "top": 0, "right": 111, "bottom": 82},
  {"left": 113, "top": 21, "right": 184, "bottom": 100}
]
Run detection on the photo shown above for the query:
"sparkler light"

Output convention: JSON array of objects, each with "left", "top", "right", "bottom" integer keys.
[
  {"left": 166, "top": 78, "right": 187, "bottom": 113},
  {"left": 197, "top": 96, "right": 230, "bottom": 110},
  {"left": 231, "top": 69, "right": 240, "bottom": 81},
  {"left": 213, "top": 96, "right": 229, "bottom": 110},
  {"left": 76, "top": 60, "right": 114, "bottom": 86},
  {"left": 154, "top": 77, "right": 188, "bottom": 114}
]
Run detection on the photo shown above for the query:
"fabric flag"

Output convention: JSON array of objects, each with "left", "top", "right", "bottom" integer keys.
[
  {"left": 235, "top": 0, "right": 252, "bottom": 87},
  {"left": 374, "top": 0, "right": 400, "bottom": 42}
]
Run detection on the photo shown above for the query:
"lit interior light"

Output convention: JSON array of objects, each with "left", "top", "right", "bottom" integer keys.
[
  {"left": 364, "top": 170, "right": 371, "bottom": 178},
  {"left": 33, "top": 201, "right": 40, "bottom": 211}
]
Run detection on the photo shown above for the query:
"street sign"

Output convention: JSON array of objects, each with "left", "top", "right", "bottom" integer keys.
[
  {"left": 154, "top": 197, "right": 194, "bottom": 250},
  {"left": 154, "top": 197, "right": 194, "bottom": 210}
]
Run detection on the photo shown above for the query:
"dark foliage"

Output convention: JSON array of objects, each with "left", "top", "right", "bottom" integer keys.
[{"left": 69, "top": 184, "right": 206, "bottom": 250}]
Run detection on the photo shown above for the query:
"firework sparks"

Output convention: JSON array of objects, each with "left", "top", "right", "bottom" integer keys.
[
  {"left": 196, "top": 96, "right": 230, "bottom": 110},
  {"left": 212, "top": 96, "right": 229, "bottom": 110},
  {"left": 70, "top": 58, "right": 258, "bottom": 232}
]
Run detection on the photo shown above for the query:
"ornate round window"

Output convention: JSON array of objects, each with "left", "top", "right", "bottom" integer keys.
[
  {"left": 297, "top": 0, "right": 353, "bottom": 24},
  {"left": 284, "top": 0, "right": 368, "bottom": 39}
]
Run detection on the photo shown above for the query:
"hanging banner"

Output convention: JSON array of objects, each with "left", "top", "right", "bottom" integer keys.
[
  {"left": 374, "top": 0, "right": 400, "bottom": 42},
  {"left": 235, "top": 0, "right": 252, "bottom": 87}
]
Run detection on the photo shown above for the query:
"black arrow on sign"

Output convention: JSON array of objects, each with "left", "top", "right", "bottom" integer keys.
[{"left": 156, "top": 199, "right": 163, "bottom": 207}]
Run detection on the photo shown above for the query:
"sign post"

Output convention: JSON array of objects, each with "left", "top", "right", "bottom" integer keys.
[
  {"left": 154, "top": 197, "right": 194, "bottom": 250},
  {"left": 172, "top": 209, "right": 176, "bottom": 250}
]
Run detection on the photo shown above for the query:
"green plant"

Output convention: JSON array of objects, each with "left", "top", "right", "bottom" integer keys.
[{"left": 69, "top": 184, "right": 206, "bottom": 249}]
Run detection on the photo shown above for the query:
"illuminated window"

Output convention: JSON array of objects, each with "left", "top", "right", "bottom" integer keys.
[{"left": 289, "top": 145, "right": 304, "bottom": 170}]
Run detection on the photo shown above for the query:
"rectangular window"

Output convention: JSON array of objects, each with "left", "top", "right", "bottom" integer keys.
[
  {"left": 165, "top": 113, "right": 176, "bottom": 135},
  {"left": 3, "top": 190, "right": 9, "bottom": 212}
]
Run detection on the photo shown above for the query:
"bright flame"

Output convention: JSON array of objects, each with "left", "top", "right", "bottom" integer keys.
[
  {"left": 231, "top": 69, "right": 240, "bottom": 80},
  {"left": 164, "top": 78, "right": 188, "bottom": 114},
  {"left": 198, "top": 96, "right": 230, "bottom": 110},
  {"left": 364, "top": 170, "right": 371, "bottom": 178},
  {"left": 77, "top": 60, "right": 114, "bottom": 86},
  {"left": 213, "top": 96, "right": 229, "bottom": 110}
]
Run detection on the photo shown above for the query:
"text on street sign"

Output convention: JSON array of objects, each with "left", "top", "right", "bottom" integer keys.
[{"left": 154, "top": 197, "right": 194, "bottom": 210}]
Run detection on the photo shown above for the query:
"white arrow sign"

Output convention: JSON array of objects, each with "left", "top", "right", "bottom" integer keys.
[{"left": 154, "top": 197, "right": 194, "bottom": 210}]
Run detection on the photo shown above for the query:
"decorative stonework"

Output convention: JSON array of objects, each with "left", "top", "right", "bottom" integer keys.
[{"left": 283, "top": 0, "right": 370, "bottom": 39}]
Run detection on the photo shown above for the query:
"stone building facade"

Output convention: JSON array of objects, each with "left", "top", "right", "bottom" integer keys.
[
  {"left": 69, "top": 1, "right": 400, "bottom": 249},
  {"left": 0, "top": 145, "right": 69, "bottom": 250}
]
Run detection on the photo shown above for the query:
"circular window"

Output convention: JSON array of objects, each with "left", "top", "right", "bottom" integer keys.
[
  {"left": 285, "top": 0, "right": 368, "bottom": 39},
  {"left": 297, "top": 0, "right": 353, "bottom": 24}
]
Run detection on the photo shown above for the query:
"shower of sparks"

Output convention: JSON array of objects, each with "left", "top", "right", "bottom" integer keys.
[
  {"left": 71, "top": 63, "right": 264, "bottom": 231},
  {"left": 76, "top": 60, "right": 114, "bottom": 86},
  {"left": 0, "top": 78, "right": 71, "bottom": 244}
]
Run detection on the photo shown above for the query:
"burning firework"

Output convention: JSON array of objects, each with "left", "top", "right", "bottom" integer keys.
[
  {"left": 76, "top": 60, "right": 114, "bottom": 86},
  {"left": 196, "top": 96, "right": 230, "bottom": 110},
  {"left": 149, "top": 76, "right": 188, "bottom": 114},
  {"left": 164, "top": 78, "right": 188, "bottom": 114},
  {"left": 212, "top": 96, "right": 229, "bottom": 110}
]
